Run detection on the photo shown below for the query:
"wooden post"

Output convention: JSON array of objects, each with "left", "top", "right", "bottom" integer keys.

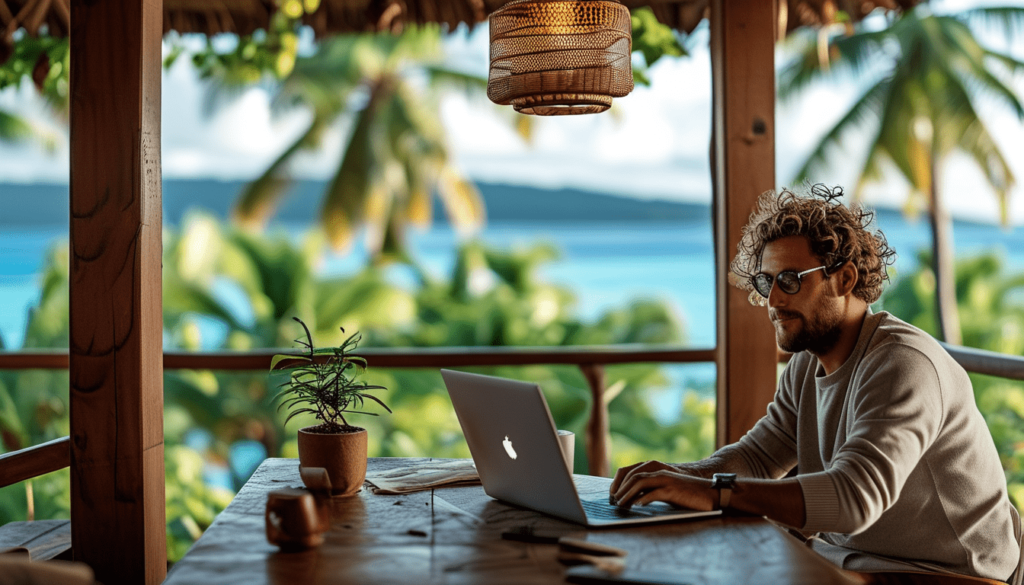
[
  {"left": 711, "top": 0, "right": 780, "bottom": 446},
  {"left": 69, "top": 0, "right": 166, "bottom": 583},
  {"left": 579, "top": 364, "right": 610, "bottom": 477}
]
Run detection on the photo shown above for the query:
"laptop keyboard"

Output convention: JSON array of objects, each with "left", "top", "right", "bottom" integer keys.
[{"left": 580, "top": 499, "right": 661, "bottom": 519}]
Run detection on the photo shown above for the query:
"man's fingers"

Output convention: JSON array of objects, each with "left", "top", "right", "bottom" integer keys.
[
  {"left": 610, "top": 461, "right": 643, "bottom": 493},
  {"left": 634, "top": 487, "right": 673, "bottom": 508},
  {"left": 613, "top": 472, "right": 665, "bottom": 507},
  {"left": 610, "top": 460, "right": 653, "bottom": 494}
]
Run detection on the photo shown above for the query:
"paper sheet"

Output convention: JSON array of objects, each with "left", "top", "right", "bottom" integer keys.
[{"left": 365, "top": 459, "right": 480, "bottom": 495}]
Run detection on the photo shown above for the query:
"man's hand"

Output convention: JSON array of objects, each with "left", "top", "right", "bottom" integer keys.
[
  {"left": 609, "top": 461, "right": 716, "bottom": 511},
  {"left": 609, "top": 460, "right": 807, "bottom": 529},
  {"left": 610, "top": 460, "right": 677, "bottom": 495}
]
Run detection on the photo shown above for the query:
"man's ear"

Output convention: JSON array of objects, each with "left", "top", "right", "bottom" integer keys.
[{"left": 833, "top": 262, "right": 858, "bottom": 297}]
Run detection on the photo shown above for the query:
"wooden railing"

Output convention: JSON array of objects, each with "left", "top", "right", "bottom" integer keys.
[
  {"left": 0, "top": 345, "right": 717, "bottom": 483},
  {"left": 775, "top": 343, "right": 1024, "bottom": 382},
  {"left": 0, "top": 437, "right": 71, "bottom": 489},
  {"left": 938, "top": 342, "right": 1024, "bottom": 381},
  {"left": 3, "top": 341, "right": 1024, "bottom": 489}
]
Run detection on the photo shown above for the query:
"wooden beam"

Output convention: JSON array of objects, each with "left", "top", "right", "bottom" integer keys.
[
  {"left": 165, "top": 346, "right": 717, "bottom": 370},
  {"left": 579, "top": 364, "right": 609, "bottom": 477},
  {"left": 0, "top": 437, "right": 71, "bottom": 489},
  {"left": 0, "top": 347, "right": 717, "bottom": 371},
  {"left": 69, "top": 0, "right": 166, "bottom": 583},
  {"left": 0, "top": 351, "right": 69, "bottom": 370},
  {"left": 711, "top": 0, "right": 779, "bottom": 446}
]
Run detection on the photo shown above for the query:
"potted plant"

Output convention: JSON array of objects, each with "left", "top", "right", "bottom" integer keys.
[{"left": 272, "top": 317, "right": 391, "bottom": 496}]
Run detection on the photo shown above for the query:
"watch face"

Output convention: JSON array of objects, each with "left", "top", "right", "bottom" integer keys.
[{"left": 711, "top": 473, "right": 737, "bottom": 488}]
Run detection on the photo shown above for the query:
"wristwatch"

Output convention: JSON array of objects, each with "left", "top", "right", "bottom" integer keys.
[{"left": 710, "top": 473, "right": 738, "bottom": 510}]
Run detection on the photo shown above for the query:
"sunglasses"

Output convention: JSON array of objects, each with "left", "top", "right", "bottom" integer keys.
[{"left": 752, "top": 263, "right": 840, "bottom": 299}]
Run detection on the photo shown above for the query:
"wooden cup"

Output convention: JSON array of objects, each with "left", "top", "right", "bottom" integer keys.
[{"left": 265, "top": 488, "right": 330, "bottom": 551}]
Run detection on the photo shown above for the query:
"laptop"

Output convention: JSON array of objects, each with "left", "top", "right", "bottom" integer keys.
[{"left": 440, "top": 369, "right": 722, "bottom": 527}]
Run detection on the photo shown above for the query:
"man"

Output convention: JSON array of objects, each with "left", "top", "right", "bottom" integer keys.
[{"left": 610, "top": 185, "right": 1021, "bottom": 582}]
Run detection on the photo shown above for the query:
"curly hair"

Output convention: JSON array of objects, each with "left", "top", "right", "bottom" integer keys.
[{"left": 730, "top": 184, "right": 896, "bottom": 306}]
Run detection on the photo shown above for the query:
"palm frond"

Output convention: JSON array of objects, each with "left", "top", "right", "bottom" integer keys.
[
  {"left": 959, "top": 119, "right": 1015, "bottom": 225},
  {"left": 982, "top": 50, "right": 1024, "bottom": 77},
  {"left": 934, "top": 16, "right": 1024, "bottom": 120},
  {"left": 790, "top": 78, "right": 891, "bottom": 183},
  {"left": 423, "top": 65, "right": 488, "bottom": 94},
  {"left": 435, "top": 167, "right": 485, "bottom": 236},
  {"left": 778, "top": 27, "right": 892, "bottom": 102},
  {"left": 234, "top": 112, "right": 331, "bottom": 229},
  {"left": 0, "top": 108, "right": 56, "bottom": 151},
  {"left": 957, "top": 6, "right": 1024, "bottom": 42},
  {"left": 321, "top": 87, "right": 384, "bottom": 250},
  {"left": 163, "top": 275, "right": 248, "bottom": 331}
]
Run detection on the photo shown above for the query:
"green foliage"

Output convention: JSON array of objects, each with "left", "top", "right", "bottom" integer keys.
[
  {"left": 0, "top": 33, "right": 69, "bottom": 108},
  {"left": 0, "top": 31, "right": 67, "bottom": 149},
  {"left": 881, "top": 249, "right": 1024, "bottom": 510},
  {"left": 0, "top": 214, "right": 711, "bottom": 562},
  {"left": 164, "top": 445, "right": 233, "bottom": 562},
  {"left": 630, "top": 8, "right": 687, "bottom": 87},
  {"left": 271, "top": 318, "right": 391, "bottom": 431},
  {"left": 166, "top": 0, "right": 321, "bottom": 83}
]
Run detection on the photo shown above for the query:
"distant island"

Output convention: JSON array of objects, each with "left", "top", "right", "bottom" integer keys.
[
  {"left": 0, "top": 178, "right": 926, "bottom": 227},
  {"left": 0, "top": 179, "right": 713, "bottom": 226}
]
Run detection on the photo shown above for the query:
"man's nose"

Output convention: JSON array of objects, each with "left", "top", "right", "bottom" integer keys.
[{"left": 767, "top": 280, "right": 786, "bottom": 308}]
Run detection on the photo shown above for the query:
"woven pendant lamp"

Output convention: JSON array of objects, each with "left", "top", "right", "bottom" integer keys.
[{"left": 486, "top": 0, "right": 634, "bottom": 116}]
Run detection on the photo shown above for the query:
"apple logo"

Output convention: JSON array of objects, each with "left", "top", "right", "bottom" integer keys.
[{"left": 502, "top": 436, "right": 517, "bottom": 460}]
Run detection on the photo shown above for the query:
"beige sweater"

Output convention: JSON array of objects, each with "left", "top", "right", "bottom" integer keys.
[{"left": 720, "top": 311, "right": 1019, "bottom": 581}]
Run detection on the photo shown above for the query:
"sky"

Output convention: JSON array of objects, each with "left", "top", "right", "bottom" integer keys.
[{"left": 0, "top": 0, "right": 1022, "bottom": 224}]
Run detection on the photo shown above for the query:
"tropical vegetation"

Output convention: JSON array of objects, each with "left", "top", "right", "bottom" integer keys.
[
  {"left": 779, "top": 5, "right": 1024, "bottom": 345},
  {"left": 0, "top": 214, "right": 714, "bottom": 561},
  {"left": 0, "top": 31, "right": 66, "bottom": 150},
  {"left": 211, "top": 26, "right": 493, "bottom": 262}
]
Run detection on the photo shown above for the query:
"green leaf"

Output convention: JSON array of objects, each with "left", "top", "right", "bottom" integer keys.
[
  {"left": 270, "top": 354, "right": 309, "bottom": 371},
  {"left": 630, "top": 8, "right": 687, "bottom": 70}
]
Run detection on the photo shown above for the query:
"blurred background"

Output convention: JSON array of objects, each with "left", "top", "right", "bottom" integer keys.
[{"left": 1, "top": 0, "right": 1023, "bottom": 563}]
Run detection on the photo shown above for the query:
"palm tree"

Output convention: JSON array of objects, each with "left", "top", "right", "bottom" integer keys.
[
  {"left": 779, "top": 6, "right": 1024, "bottom": 345},
  {"left": 230, "top": 27, "right": 491, "bottom": 266},
  {"left": 225, "top": 11, "right": 685, "bottom": 267}
]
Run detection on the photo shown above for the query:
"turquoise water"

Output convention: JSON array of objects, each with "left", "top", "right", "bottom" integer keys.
[{"left": 2, "top": 212, "right": 1021, "bottom": 351}]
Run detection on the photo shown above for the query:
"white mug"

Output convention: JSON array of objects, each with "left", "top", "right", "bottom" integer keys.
[{"left": 557, "top": 429, "right": 575, "bottom": 473}]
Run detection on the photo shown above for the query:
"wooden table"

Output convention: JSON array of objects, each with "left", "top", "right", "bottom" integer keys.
[{"left": 164, "top": 458, "right": 861, "bottom": 585}]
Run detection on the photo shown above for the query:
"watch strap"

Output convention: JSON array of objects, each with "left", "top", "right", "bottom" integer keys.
[{"left": 711, "top": 473, "right": 737, "bottom": 510}]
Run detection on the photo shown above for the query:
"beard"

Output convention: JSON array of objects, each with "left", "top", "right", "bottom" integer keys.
[{"left": 770, "top": 301, "right": 844, "bottom": 355}]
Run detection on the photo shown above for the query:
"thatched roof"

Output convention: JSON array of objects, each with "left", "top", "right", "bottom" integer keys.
[{"left": 1, "top": 0, "right": 923, "bottom": 40}]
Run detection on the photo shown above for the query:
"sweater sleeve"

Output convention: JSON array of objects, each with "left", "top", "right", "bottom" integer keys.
[
  {"left": 798, "top": 344, "right": 943, "bottom": 534},
  {"left": 718, "top": 357, "right": 803, "bottom": 480}
]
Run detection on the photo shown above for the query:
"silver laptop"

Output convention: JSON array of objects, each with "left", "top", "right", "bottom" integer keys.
[{"left": 441, "top": 369, "right": 722, "bottom": 527}]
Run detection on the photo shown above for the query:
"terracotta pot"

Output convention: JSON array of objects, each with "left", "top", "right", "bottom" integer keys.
[{"left": 297, "top": 426, "right": 368, "bottom": 497}]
